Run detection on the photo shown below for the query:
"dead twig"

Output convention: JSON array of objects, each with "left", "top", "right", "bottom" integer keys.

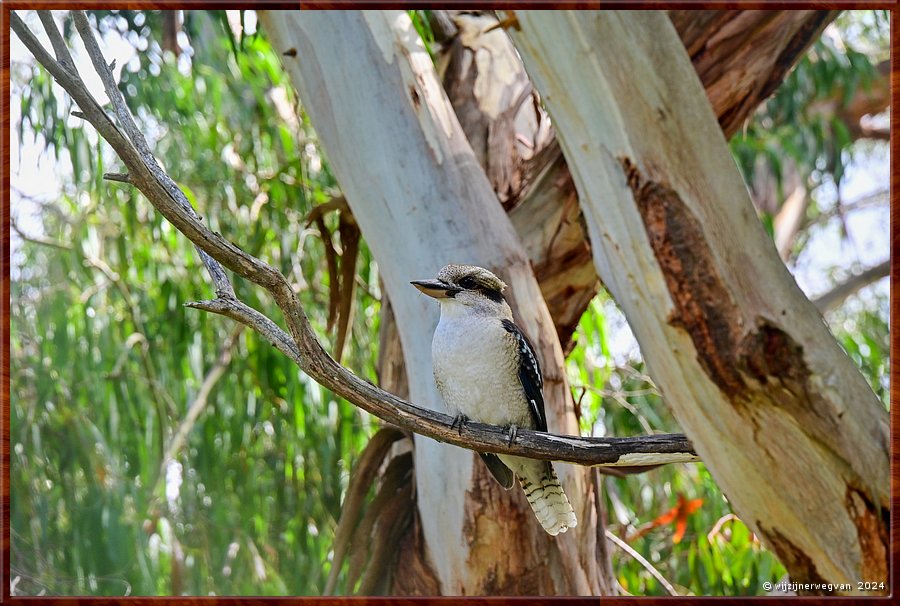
[{"left": 813, "top": 259, "right": 890, "bottom": 313}]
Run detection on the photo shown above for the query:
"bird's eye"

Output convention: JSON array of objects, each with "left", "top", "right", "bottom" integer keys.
[{"left": 458, "top": 276, "right": 477, "bottom": 289}]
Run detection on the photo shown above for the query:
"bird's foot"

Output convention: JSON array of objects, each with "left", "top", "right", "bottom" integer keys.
[
  {"left": 505, "top": 424, "right": 519, "bottom": 446},
  {"left": 451, "top": 414, "right": 469, "bottom": 436}
]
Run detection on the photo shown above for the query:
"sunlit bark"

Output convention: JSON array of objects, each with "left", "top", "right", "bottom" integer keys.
[
  {"left": 260, "top": 10, "right": 612, "bottom": 595},
  {"left": 508, "top": 10, "right": 888, "bottom": 595}
]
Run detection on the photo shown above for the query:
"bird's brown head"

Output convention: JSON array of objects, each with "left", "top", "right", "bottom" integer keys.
[{"left": 411, "top": 264, "right": 507, "bottom": 303}]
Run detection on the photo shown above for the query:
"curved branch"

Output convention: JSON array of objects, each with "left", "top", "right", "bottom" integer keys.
[
  {"left": 813, "top": 260, "right": 890, "bottom": 313},
  {"left": 12, "top": 10, "right": 699, "bottom": 469},
  {"left": 605, "top": 530, "right": 678, "bottom": 596},
  {"left": 188, "top": 297, "right": 697, "bottom": 467}
]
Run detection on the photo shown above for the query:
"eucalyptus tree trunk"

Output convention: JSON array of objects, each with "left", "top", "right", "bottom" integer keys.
[
  {"left": 442, "top": 10, "right": 836, "bottom": 350},
  {"left": 259, "top": 10, "right": 612, "bottom": 595},
  {"left": 508, "top": 10, "right": 889, "bottom": 594}
]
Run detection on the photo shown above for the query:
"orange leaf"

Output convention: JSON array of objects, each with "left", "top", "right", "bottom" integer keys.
[
  {"left": 684, "top": 498, "right": 703, "bottom": 516},
  {"left": 652, "top": 504, "right": 680, "bottom": 527},
  {"left": 628, "top": 494, "right": 704, "bottom": 543},
  {"left": 673, "top": 513, "right": 688, "bottom": 543},
  {"left": 672, "top": 496, "right": 704, "bottom": 543}
]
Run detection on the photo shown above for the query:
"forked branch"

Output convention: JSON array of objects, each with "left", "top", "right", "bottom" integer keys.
[{"left": 12, "top": 10, "right": 699, "bottom": 468}]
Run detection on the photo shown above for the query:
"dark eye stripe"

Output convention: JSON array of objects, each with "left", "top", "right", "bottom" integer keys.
[
  {"left": 455, "top": 273, "right": 505, "bottom": 302},
  {"left": 479, "top": 287, "right": 504, "bottom": 303}
]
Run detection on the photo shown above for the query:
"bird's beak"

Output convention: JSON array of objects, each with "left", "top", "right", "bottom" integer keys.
[{"left": 411, "top": 279, "right": 458, "bottom": 299}]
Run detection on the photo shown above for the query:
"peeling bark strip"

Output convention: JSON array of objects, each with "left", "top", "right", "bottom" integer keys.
[
  {"left": 509, "top": 11, "right": 887, "bottom": 591},
  {"left": 620, "top": 158, "right": 820, "bottom": 407},
  {"left": 461, "top": 469, "right": 547, "bottom": 595},
  {"left": 738, "top": 320, "right": 810, "bottom": 401},
  {"left": 845, "top": 487, "right": 889, "bottom": 592},
  {"left": 621, "top": 157, "right": 744, "bottom": 394},
  {"left": 619, "top": 157, "right": 890, "bottom": 589},
  {"left": 758, "top": 524, "right": 827, "bottom": 589}
]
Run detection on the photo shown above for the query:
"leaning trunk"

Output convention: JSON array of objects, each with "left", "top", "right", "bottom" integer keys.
[
  {"left": 508, "top": 10, "right": 889, "bottom": 594},
  {"left": 422, "top": 9, "right": 834, "bottom": 353}
]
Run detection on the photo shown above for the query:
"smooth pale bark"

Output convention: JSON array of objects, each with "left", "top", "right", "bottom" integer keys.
[
  {"left": 259, "top": 10, "right": 609, "bottom": 595},
  {"left": 404, "top": 11, "right": 835, "bottom": 351},
  {"left": 508, "top": 10, "right": 889, "bottom": 594},
  {"left": 498, "top": 10, "right": 836, "bottom": 348}
]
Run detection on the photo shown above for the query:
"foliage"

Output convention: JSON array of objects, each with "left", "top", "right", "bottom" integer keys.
[
  {"left": 728, "top": 9, "right": 889, "bottom": 407},
  {"left": 729, "top": 11, "right": 888, "bottom": 204},
  {"left": 567, "top": 292, "right": 787, "bottom": 596},
  {"left": 830, "top": 290, "right": 890, "bottom": 405},
  {"left": 408, "top": 10, "right": 437, "bottom": 58},
  {"left": 12, "top": 10, "right": 380, "bottom": 595}
]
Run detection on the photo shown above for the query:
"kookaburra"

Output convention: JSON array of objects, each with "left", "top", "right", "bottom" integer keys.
[{"left": 412, "top": 263, "right": 577, "bottom": 535}]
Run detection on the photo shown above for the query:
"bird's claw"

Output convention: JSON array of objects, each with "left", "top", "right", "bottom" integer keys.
[
  {"left": 506, "top": 424, "right": 519, "bottom": 446},
  {"left": 451, "top": 414, "right": 469, "bottom": 436}
]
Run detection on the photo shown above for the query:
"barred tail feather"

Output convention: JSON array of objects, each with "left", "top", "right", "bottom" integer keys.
[{"left": 519, "top": 468, "right": 577, "bottom": 536}]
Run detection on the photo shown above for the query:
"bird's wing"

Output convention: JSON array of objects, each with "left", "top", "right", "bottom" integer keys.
[
  {"left": 501, "top": 319, "right": 547, "bottom": 432},
  {"left": 479, "top": 452, "right": 515, "bottom": 489}
]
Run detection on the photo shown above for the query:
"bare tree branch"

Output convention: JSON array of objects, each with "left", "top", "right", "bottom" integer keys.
[
  {"left": 813, "top": 260, "right": 890, "bottom": 313},
  {"left": 184, "top": 297, "right": 302, "bottom": 365},
  {"left": 12, "top": 10, "right": 700, "bottom": 468},
  {"left": 103, "top": 172, "right": 133, "bottom": 184},
  {"left": 605, "top": 530, "right": 678, "bottom": 596},
  {"left": 808, "top": 190, "right": 889, "bottom": 229},
  {"left": 152, "top": 324, "right": 244, "bottom": 500},
  {"left": 11, "top": 217, "right": 72, "bottom": 251},
  {"left": 36, "top": 11, "right": 76, "bottom": 72}
]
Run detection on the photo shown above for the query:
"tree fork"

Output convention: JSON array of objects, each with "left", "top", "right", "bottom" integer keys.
[{"left": 11, "top": 10, "right": 699, "bottom": 469}]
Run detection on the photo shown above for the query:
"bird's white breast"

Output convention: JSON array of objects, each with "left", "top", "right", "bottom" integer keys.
[{"left": 431, "top": 303, "right": 534, "bottom": 428}]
